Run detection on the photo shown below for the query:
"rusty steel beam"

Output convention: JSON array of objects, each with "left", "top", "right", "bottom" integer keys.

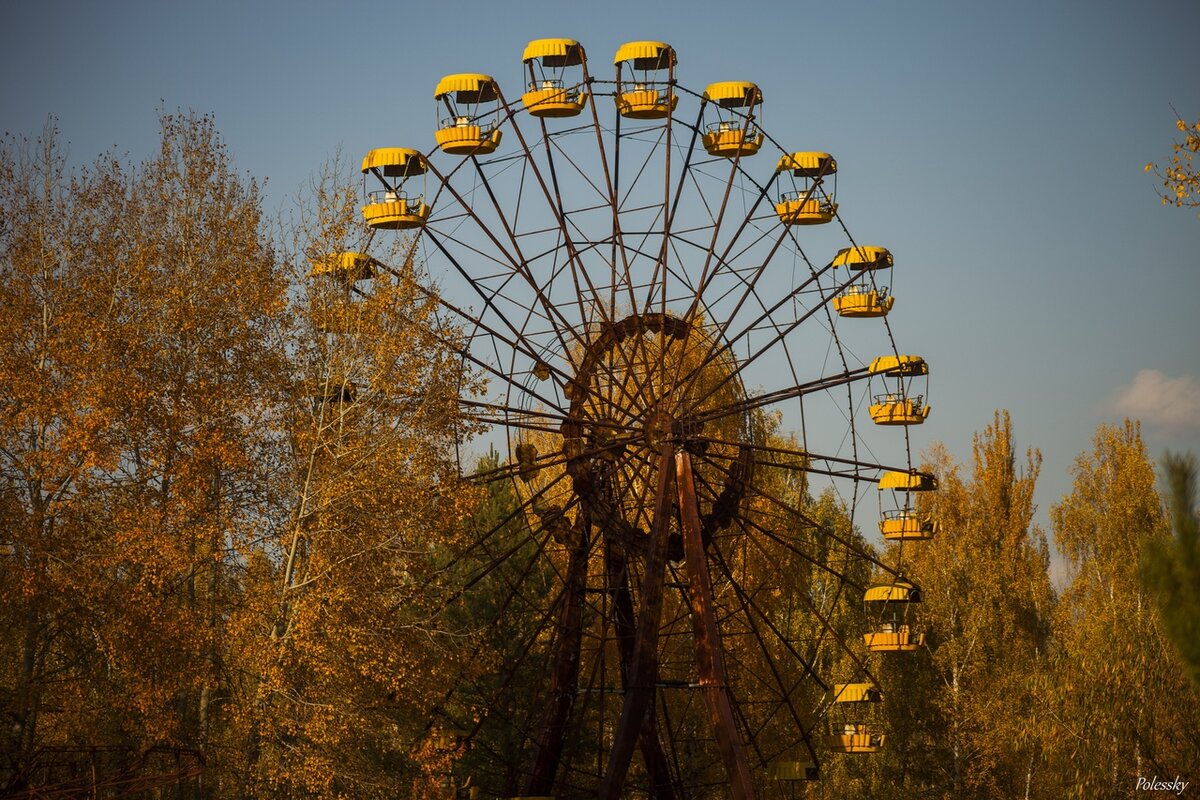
[
  {"left": 604, "top": 538, "right": 679, "bottom": 800},
  {"left": 676, "top": 451, "right": 756, "bottom": 800},
  {"left": 524, "top": 513, "right": 591, "bottom": 795},
  {"left": 600, "top": 442, "right": 676, "bottom": 800}
]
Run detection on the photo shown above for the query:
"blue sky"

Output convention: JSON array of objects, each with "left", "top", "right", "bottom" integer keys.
[{"left": 3, "top": 0, "right": 1198, "bottom": 563}]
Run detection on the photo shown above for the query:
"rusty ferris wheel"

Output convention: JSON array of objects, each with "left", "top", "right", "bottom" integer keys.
[{"left": 321, "top": 37, "right": 939, "bottom": 800}]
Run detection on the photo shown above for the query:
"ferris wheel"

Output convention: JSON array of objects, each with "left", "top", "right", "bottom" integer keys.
[{"left": 332, "top": 37, "right": 939, "bottom": 800}]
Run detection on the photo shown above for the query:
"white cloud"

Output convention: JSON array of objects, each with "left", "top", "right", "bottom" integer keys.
[{"left": 1111, "top": 370, "right": 1200, "bottom": 431}]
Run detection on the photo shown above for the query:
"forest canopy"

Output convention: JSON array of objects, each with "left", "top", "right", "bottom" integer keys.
[{"left": 1, "top": 115, "right": 1197, "bottom": 799}]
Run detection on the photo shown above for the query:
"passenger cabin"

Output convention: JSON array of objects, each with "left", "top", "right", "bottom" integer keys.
[
  {"left": 515, "top": 442, "right": 541, "bottom": 482},
  {"left": 308, "top": 251, "right": 378, "bottom": 285},
  {"left": 867, "top": 353, "right": 930, "bottom": 426},
  {"left": 868, "top": 354, "right": 928, "bottom": 377},
  {"left": 826, "top": 683, "right": 884, "bottom": 753},
  {"left": 834, "top": 286, "right": 894, "bottom": 318},
  {"left": 879, "top": 508, "right": 938, "bottom": 540},
  {"left": 307, "top": 252, "right": 378, "bottom": 333},
  {"left": 831, "top": 245, "right": 895, "bottom": 317},
  {"left": 775, "top": 152, "right": 837, "bottom": 225},
  {"left": 522, "top": 39, "right": 588, "bottom": 118},
  {"left": 869, "top": 393, "right": 930, "bottom": 425},
  {"left": 361, "top": 148, "right": 429, "bottom": 230},
  {"left": 614, "top": 41, "right": 677, "bottom": 119},
  {"left": 878, "top": 469, "right": 938, "bottom": 493},
  {"left": 702, "top": 81, "right": 763, "bottom": 158},
  {"left": 435, "top": 74, "right": 504, "bottom": 155},
  {"left": 864, "top": 580, "right": 925, "bottom": 652}
]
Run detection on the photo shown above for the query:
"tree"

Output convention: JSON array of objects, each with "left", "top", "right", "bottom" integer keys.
[
  {"left": 1145, "top": 110, "right": 1200, "bottom": 207},
  {"left": 0, "top": 112, "right": 288, "bottom": 797},
  {"left": 890, "top": 411, "right": 1055, "bottom": 799},
  {"left": 1141, "top": 452, "right": 1200, "bottom": 690},
  {"left": 221, "top": 163, "right": 483, "bottom": 799},
  {"left": 1046, "top": 422, "right": 1200, "bottom": 798}
]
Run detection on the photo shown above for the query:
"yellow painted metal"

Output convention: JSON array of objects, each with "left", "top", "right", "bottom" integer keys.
[
  {"left": 880, "top": 510, "right": 938, "bottom": 540},
  {"left": 878, "top": 469, "right": 937, "bottom": 492},
  {"left": 308, "top": 251, "right": 377, "bottom": 281},
  {"left": 435, "top": 125, "right": 503, "bottom": 156},
  {"left": 826, "top": 726, "right": 885, "bottom": 753},
  {"left": 615, "top": 88, "right": 678, "bottom": 119},
  {"left": 360, "top": 147, "right": 426, "bottom": 177},
  {"left": 868, "top": 354, "right": 927, "bottom": 377},
  {"left": 434, "top": 73, "right": 499, "bottom": 102},
  {"left": 613, "top": 40, "right": 676, "bottom": 68},
  {"left": 776, "top": 151, "right": 836, "bottom": 176},
  {"left": 775, "top": 195, "right": 836, "bottom": 225},
  {"left": 833, "top": 288, "right": 893, "bottom": 318},
  {"left": 832, "top": 245, "right": 893, "bottom": 269},
  {"left": 703, "top": 127, "right": 763, "bottom": 157},
  {"left": 864, "top": 625, "right": 925, "bottom": 652},
  {"left": 523, "top": 38, "right": 585, "bottom": 66},
  {"left": 869, "top": 396, "right": 930, "bottom": 426},
  {"left": 703, "top": 80, "right": 762, "bottom": 108},
  {"left": 863, "top": 580, "right": 921, "bottom": 603},
  {"left": 831, "top": 683, "right": 881, "bottom": 703},
  {"left": 362, "top": 197, "right": 429, "bottom": 230},
  {"left": 766, "top": 760, "right": 818, "bottom": 781},
  {"left": 522, "top": 86, "right": 588, "bottom": 117}
]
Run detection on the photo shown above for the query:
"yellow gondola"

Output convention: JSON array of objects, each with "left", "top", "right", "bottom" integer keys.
[
  {"left": 878, "top": 470, "right": 938, "bottom": 492},
  {"left": 864, "top": 580, "right": 925, "bottom": 652},
  {"left": 702, "top": 81, "right": 763, "bottom": 158},
  {"left": 522, "top": 38, "right": 588, "bottom": 118},
  {"left": 832, "top": 245, "right": 894, "bottom": 270},
  {"left": 826, "top": 683, "right": 884, "bottom": 753},
  {"left": 879, "top": 508, "right": 938, "bottom": 540},
  {"left": 831, "top": 245, "right": 894, "bottom": 316},
  {"left": 307, "top": 252, "right": 377, "bottom": 333},
  {"left": 867, "top": 352, "right": 930, "bottom": 424},
  {"left": 869, "top": 354, "right": 927, "bottom": 377},
  {"left": 863, "top": 622, "right": 925, "bottom": 652},
  {"left": 360, "top": 148, "right": 430, "bottom": 230},
  {"left": 833, "top": 287, "right": 894, "bottom": 317},
  {"left": 435, "top": 73, "right": 504, "bottom": 155},
  {"left": 863, "top": 580, "right": 922, "bottom": 603},
  {"left": 308, "top": 251, "right": 378, "bottom": 283},
  {"left": 869, "top": 392, "right": 930, "bottom": 425},
  {"left": 775, "top": 152, "right": 837, "bottom": 225},
  {"left": 614, "top": 41, "right": 677, "bottom": 119}
]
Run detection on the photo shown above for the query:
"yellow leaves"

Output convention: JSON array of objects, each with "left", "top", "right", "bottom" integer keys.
[{"left": 1149, "top": 111, "right": 1200, "bottom": 207}]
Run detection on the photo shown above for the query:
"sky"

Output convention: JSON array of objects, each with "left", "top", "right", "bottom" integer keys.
[{"left": 3, "top": 0, "right": 1199, "bottom": 573}]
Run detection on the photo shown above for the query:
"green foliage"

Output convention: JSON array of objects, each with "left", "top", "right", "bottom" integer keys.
[{"left": 1142, "top": 452, "right": 1200, "bottom": 690}]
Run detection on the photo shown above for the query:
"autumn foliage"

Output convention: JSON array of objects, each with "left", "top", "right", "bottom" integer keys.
[
  {"left": 1146, "top": 111, "right": 1200, "bottom": 208},
  {"left": 2, "top": 115, "right": 1198, "bottom": 798}
]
